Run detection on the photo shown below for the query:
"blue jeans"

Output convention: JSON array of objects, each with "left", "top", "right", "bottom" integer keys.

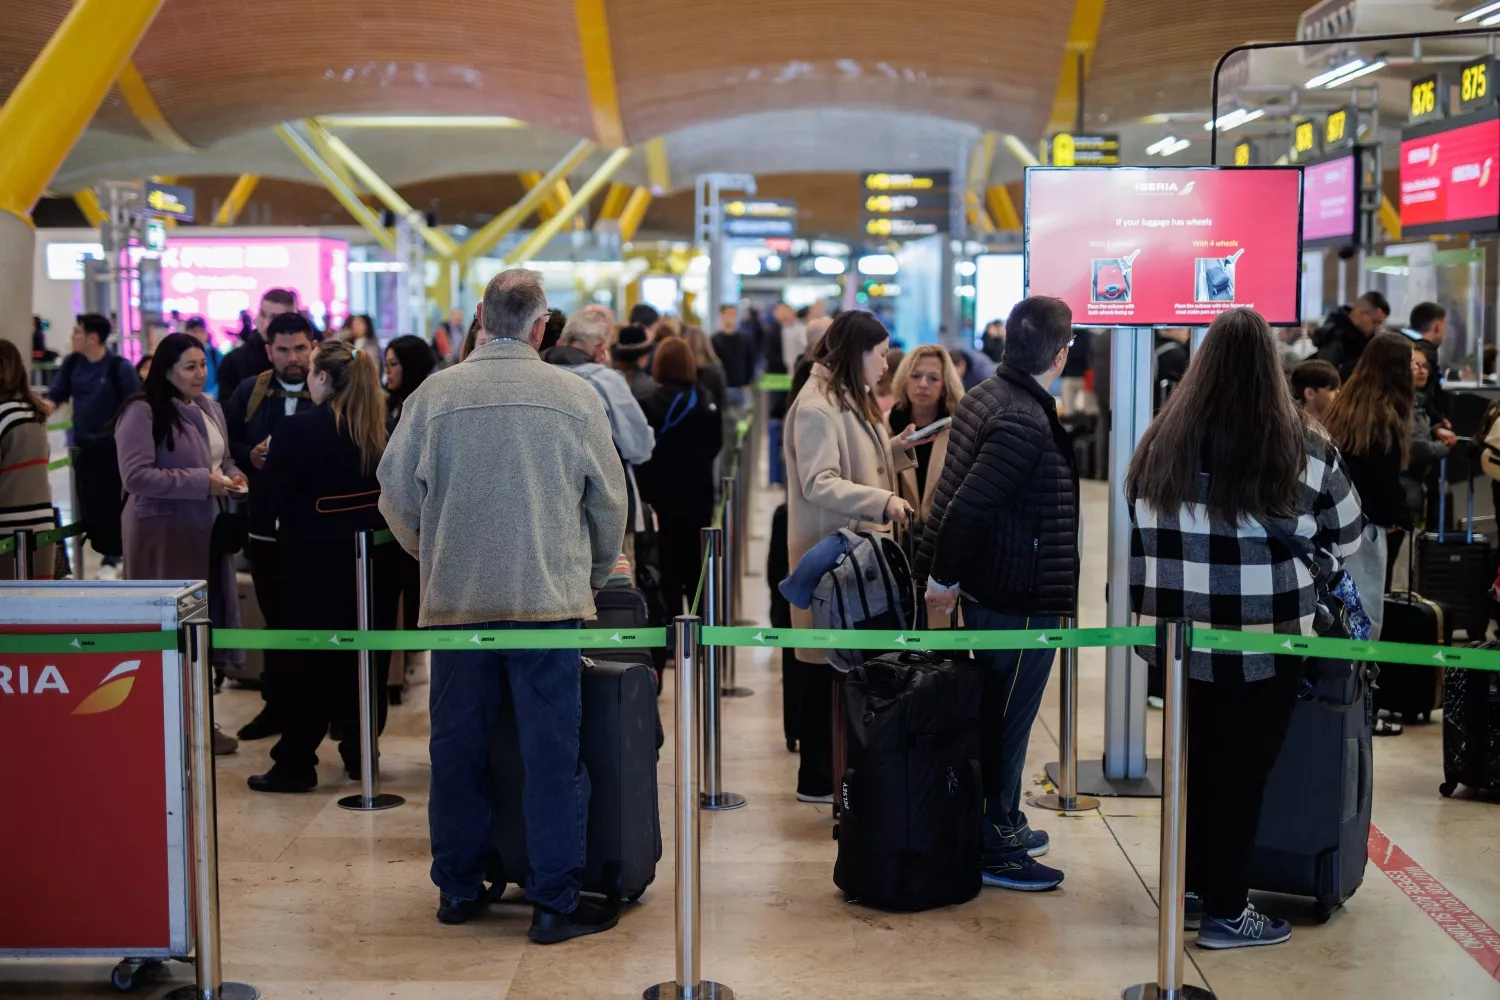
[
  {"left": 962, "top": 600, "right": 1059, "bottom": 862},
  {"left": 428, "top": 620, "right": 587, "bottom": 913}
]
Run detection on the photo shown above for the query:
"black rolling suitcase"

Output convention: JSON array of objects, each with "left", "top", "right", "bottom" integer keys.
[
  {"left": 487, "top": 657, "right": 662, "bottom": 903},
  {"left": 1441, "top": 644, "right": 1500, "bottom": 798},
  {"left": 1247, "top": 672, "right": 1374, "bottom": 921},
  {"left": 586, "top": 586, "right": 660, "bottom": 687},
  {"left": 834, "top": 651, "right": 984, "bottom": 911},
  {"left": 1417, "top": 457, "right": 1492, "bottom": 640},
  {"left": 1378, "top": 591, "right": 1450, "bottom": 723}
]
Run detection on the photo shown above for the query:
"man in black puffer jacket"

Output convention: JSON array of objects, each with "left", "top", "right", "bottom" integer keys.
[{"left": 915, "top": 295, "right": 1078, "bottom": 893}]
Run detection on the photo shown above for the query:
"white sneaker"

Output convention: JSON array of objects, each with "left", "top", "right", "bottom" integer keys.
[
  {"left": 796, "top": 792, "right": 835, "bottom": 804},
  {"left": 96, "top": 563, "right": 121, "bottom": 581}
]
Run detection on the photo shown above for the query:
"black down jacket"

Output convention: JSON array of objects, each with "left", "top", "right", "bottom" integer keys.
[{"left": 913, "top": 364, "right": 1079, "bottom": 615}]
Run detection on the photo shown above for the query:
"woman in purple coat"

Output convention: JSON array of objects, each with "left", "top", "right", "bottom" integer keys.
[{"left": 116, "top": 333, "right": 247, "bottom": 704}]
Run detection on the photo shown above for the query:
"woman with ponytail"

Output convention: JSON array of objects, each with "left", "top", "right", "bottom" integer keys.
[{"left": 250, "top": 340, "right": 399, "bottom": 793}]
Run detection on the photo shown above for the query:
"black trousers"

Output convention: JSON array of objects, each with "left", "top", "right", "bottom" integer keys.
[
  {"left": 247, "top": 537, "right": 283, "bottom": 716},
  {"left": 269, "top": 651, "right": 387, "bottom": 777},
  {"left": 796, "top": 657, "right": 834, "bottom": 797},
  {"left": 657, "top": 519, "right": 707, "bottom": 619},
  {"left": 1186, "top": 660, "right": 1302, "bottom": 919}
]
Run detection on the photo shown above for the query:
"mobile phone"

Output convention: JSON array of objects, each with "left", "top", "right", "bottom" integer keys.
[{"left": 904, "top": 417, "right": 952, "bottom": 443}]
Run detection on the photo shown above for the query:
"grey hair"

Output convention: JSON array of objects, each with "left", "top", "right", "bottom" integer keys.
[
  {"left": 560, "top": 308, "right": 612, "bottom": 351},
  {"left": 481, "top": 268, "right": 549, "bottom": 342}
]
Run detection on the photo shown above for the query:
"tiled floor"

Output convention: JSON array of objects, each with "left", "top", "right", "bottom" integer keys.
[{"left": 6, "top": 462, "right": 1500, "bottom": 998}]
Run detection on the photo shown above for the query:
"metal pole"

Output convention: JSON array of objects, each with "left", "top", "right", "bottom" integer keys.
[
  {"left": 339, "top": 531, "right": 404, "bottom": 812},
  {"left": 1123, "top": 620, "right": 1214, "bottom": 1000},
  {"left": 699, "top": 527, "right": 745, "bottom": 811},
  {"left": 645, "top": 617, "right": 735, "bottom": 1000},
  {"left": 165, "top": 622, "right": 259, "bottom": 1000},
  {"left": 1028, "top": 617, "right": 1100, "bottom": 813},
  {"left": 752, "top": 387, "right": 768, "bottom": 489},
  {"left": 67, "top": 455, "right": 85, "bottom": 579},
  {"left": 733, "top": 449, "right": 751, "bottom": 595},
  {"left": 719, "top": 476, "right": 752, "bottom": 698},
  {"left": 14, "top": 528, "right": 32, "bottom": 581}
]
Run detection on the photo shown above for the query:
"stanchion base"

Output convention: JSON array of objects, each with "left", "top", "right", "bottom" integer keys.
[
  {"left": 720, "top": 686, "right": 754, "bottom": 698},
  {"left": 337, "top": 792, "right": 405, "bottom": 812},
  {"left": 1122, "top": 983, "right": 1216, "bottom": 1000},
  {"left": 165, "top": 982, "right": 260, "bottom": 1000},
  {"left": 644, "top": 981, "right": 735, "bottom": 1000},
  {"left": 700, "top": 792, "right": 747, "bottom": 811},
  {"left": 1027, "top": 792, "right": 1101, "bottom": 813},
  {"left": 1047, "top": 758, "right": 1163, "bottom": 799}
]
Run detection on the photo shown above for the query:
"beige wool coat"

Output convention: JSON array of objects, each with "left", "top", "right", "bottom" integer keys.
[{"left": 782, "top": 367, "right": 911, "bottom": 662}]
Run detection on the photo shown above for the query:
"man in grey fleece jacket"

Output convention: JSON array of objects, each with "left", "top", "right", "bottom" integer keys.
[{"left": 378, "top": 268, "right": 627, "bottom": 942}]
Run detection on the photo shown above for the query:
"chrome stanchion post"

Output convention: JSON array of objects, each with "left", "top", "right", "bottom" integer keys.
[
  {"left": 67, "top": 454, "right": 86, "bottom": 580},
  {"left": 645, "top": 617, "right": 735, "bottom": 1000},
  {"left": 1029, "top": 616, "right": 1100, "bottom": 813},
  {"left": 699, "top": 527, "right": 745, "bottom": 810},
  {"left": 339, "top": 530, "right": 404, "bottom": 812},
  {"left": 14, "top": 528, "right": 33, "bottom": 581},
  {"left": 1123, "top": 619, "right": 1215, "bottom": 1000},
  {"left": 165, "top": 622, "right": 259, "bottom": 1000},
  {"left": 719, "top": 476, "right": 752, "bottom": 698}
]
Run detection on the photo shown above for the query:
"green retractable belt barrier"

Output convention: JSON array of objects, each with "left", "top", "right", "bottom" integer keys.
[
  {"left": 371, "top": 529, "right": 396, "bottom": 546},
  {"left": 33, "top": 521, "right": 85, "bottom": 548},
  {"left": 46, "top": 420, "right": 72, "bottom": 432},
  {"left": 699, "top": 625, "right": 1154, "bottom": 650},
  {"left": 0, "top": 631, "right": 179, "bottom": 653},
  {"left": 1194, "top": 628, "right": 1500, "bottom": 671},
  {"left": 211, "top": 627, "right": 670, "bottom": 651},
  {"left": 0, "top": 536, "right": 14, "bottom": 557},
  {"left": 47, "top": 456, "right": 71, "bottom": 471},
  {"left": 755, "top": 374, "right": 792, "bottom": 392}
]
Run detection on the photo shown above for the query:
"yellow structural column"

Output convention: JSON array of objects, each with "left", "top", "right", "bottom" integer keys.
[
  {"left": 214, "top": 175, "right": 260, "bottom": 226},
  {"left": 505, "top": 148, "right": 633, "bottom": 265},
  {"left": 618, "top": 187, "right": 653, "bottom": 243}
]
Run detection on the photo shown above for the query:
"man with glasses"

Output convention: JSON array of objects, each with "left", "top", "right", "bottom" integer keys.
[
  {"left": 217, "top": 288, "right": 298, "bottom": 404},
  {"left": 379, "top": 268, "right": 627, "bottom": 942}
]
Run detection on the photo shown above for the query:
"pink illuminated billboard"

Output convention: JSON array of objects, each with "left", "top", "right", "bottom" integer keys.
[
  {"left": 158, "top": 237, "right": 349, "bottom": 335},
  {"left": 1024, "top": 166, "right": 1304, "bottom": 327},
  {"left": 1302, "top": 153, "right": 1358, "bottom": 247}
]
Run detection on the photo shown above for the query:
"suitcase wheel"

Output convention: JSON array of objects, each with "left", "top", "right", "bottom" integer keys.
[
  {"left": 1312, "top": 901, "right": 1335, "bottom": 925},
  {"left": 626, "top": 888, "right": 645, "bottom": 904},
  {"left": 1439, "top": 781, "right": 1457, "bottom": 798}
]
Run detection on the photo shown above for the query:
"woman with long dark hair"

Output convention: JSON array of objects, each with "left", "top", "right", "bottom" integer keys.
[
  {"left": 1320, "top": 332, "right": 1415, "bottom": 642},
  {"left": 0, "top": 340, "right": 56, "bottom": 579},
  {"left": 1127, "top": 308, "right": 1365, "bottom": 950},
  {"left": 250, "top": 340, "right": 396, "bottom": 792},
  {"left": 782, "top": 310, "right": 910, "bottom": 803},
  {"left": 384, "top": 334, "right": 437, "bottom": 430}
]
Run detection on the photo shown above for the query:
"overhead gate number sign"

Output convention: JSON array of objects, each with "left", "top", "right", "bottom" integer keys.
[
  {"left": 861, "top": 171, "right": 951, "bottom": 238},
  {"left": 721, "top": 199, "right": 797, "bottom": 238}
]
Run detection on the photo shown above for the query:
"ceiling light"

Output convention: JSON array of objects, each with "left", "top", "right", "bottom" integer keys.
[
  {"left": 1306, "top": 59, "right": 1366, "bottom": 89},
  {"left": 1146, "top": 136, "right": 1191, "bottom": 157},
  {"left": 1146, "top": 136, "right": 1176, "bottom": 155},
  {"left": 857, "top": 253, "right": 899, "bottom": 276},
  {"left": 763, "top": 254, "right": 782, "bottom": 271},
  {"left": 1458, "top": 2, "right": 1500, "bottom": 23},
  {"left": 1204, "top": 108, "right": 1265, "bottom": 132},
  {"left": 1484, "top": 13, "right": 1500, "bottom": 25},
  {"left": 1320, "top": 59, "right": 1386, "bottom": 89},
  {"left": 813, "top": 256, "right": 846, "bottom": 275},
  {"left": 956, "top": 261, "right": 977, "bottom": 277}
]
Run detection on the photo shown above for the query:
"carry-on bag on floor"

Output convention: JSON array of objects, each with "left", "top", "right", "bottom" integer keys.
[
  {"left": 1378, "top": 591, "right": 1449, "bottom": 722},
  {"left": 834, "top": 650, "right": 983, "bottom": 911},
  {"left": 1247, "top": 672, "right": 1374, "bottom": 921},
  {"left": 1441, "top": 644, "right": 1500, "bottom": 798},
  {"left": 220, "top": 571, "right": 265, "bottom": 687},
  {"left": 585, "top": 585, "right": 660, "bottom": 686},
  {"left": 1417, "top": 457, "right": 1492, "bottom": 640},
  {"left": 487, "top": 657, "right": 662, "bottom": 902}
]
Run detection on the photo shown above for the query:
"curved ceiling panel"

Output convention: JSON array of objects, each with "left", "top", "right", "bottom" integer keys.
[
  {"left": 610, "top": 0, "right": 1073, "bottom": 140},
  {"left": 1085, "top": 0, "right": 1310, "bottom": 125},
  {"left": 0, "top": 0, "right": 148, "bottom": 139}
]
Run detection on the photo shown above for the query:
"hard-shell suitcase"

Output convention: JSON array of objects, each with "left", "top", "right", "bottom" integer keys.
[
  {"left": 487, "top": 657, "right": 662, "bottom": 902},
  {"left": 1247, "top": 673, "right": 1374, "bottom": 921},
  {"left": 834, "top": 651, "right": 983, "bottom": 912},
  {"left": 1378, "top": 591, "right": 1449, "bottom": 722},
  {"left": 1441, "top": 644, "right": 1500, "bottom": 798},
  {"left": 1417, "top": 458, "right": 1492, "bottom": 640},
  {"left": 585, "top": 586, "right": 659, "bottom": 684}
]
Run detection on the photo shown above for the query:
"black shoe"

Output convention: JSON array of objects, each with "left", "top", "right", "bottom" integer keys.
[
  {"left": 528, "top": 897, "right": 620, "bottom": 944},
  {"left": 247, "top": 770, "right": 316, "bottom": 794},
  {"left": 236, "top": 708, "right": 280, "bottom": 741},
  {"left": 437, "top": 893, "right": 485, "bottom": 925}
]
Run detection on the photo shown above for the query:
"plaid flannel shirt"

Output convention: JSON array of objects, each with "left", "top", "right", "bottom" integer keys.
[{"left": 1129, "top": 428, "right": 1366, "bottom": 682}]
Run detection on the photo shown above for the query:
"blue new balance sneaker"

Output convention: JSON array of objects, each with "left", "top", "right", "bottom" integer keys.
[
  {"left": 981, "top": 855, "right": 1065, "bottom": 892},
  {"left": 1196, "top": 905, "right": 1291, "bottom": 949}
]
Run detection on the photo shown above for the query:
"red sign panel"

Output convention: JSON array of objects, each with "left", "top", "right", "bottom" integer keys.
[
  {"left": 1025, "top": 167, "right": 1304, "bottom": 327},
  {"left": 1399, "top": 113, "right": 1500, "bottom": 238},
  {"left": 0, "top": 631, "right": 173, "bottom": 950}
]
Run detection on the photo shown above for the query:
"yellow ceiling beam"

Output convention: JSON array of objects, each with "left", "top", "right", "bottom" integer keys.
[
  {"left": 506, "top": 147, "right": 632, "bottom": 265},
  {"left": 73, "top": 188, "right": 107, "bottom": 226},
  {"left": 1047, "top": 0, "right": 1109, "bottom": 134},
  {"left": 966, "top": 191, "right": 995, "bottom": 235},
  {"left": 554, "top": 180, "right": 585, "bottom": 230},
  {"left": 598, "top": 182, "right": 631, "bottom": 223},
  {"left": 574, "top": 0, "right": 626, "bottom": 148},
  {"left": 987, "top": 186, "right": 1021, "bottom": 232},
  {"left": 213, "top": 174, "right": 259, "bottom": 226},
  {"left": 307, "top": 120, "right": 459, "bottom": 256},
  {"left": 644, "top": 137, "right": 670, "bottom": 194},
  {"left": 1379, "top": 195, "right": 1402, "bottom": 241},
  {"left": 273, "top": 123, "right": 396, "bottom": 252},
  {"left": 0, "top": 0, "right": 165, "bottom": 222},
  {"left": 518, "top": 171, "right": 558, "bottom": 221},
  {"left": 116, "top": 59, "right": 197, "bottom": 153},
  {"left": 458, "top": 139, "right": 595, "bottom": 262},
  {"left": 618, "top": 186, "right": 652, "bottom": 242},
  {"left": 1001, "top": 133, "right": 1041, "bottom": 168}
]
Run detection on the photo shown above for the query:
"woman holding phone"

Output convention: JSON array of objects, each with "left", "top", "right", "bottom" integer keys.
[{"left": 887, "top": 344, "right": 966, "bottom": 525}]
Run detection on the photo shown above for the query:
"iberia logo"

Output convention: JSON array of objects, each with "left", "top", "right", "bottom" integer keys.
[
  {"left": 1483, "top": 158, "right": 1493, "bottom": 187},
  {"left": 72, "top": 660, "right": 141, "bottom": 715},
  {"left": 1178, "top": 181, "right": 1196, "bottom": 196},
  {"left": 1430, "top": 142, "right": 1441, "bottom": 168}
]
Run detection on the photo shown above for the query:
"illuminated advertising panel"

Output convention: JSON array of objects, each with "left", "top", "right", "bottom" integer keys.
[
  {"left": 1302, "top": 152, "right": 1358, "bottom": 247},
  {"left": 156, "top": 237, "right": 350, "bottom": 332},
  {"left": 1399, "top": 110, "right": 1500, "bottom": 239},
  {"left": 1024, "top": 167, "right": 1304, "bottom": 327}
]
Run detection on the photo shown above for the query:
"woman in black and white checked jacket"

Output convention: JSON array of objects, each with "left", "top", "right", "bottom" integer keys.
[{"left": 1126, "top": 308, "right": 1365, "bottom": 951}]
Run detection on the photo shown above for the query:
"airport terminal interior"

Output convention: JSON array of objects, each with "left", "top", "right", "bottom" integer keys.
[{"left": 5, "top": 1, "right": 1500, "bottom": 999}]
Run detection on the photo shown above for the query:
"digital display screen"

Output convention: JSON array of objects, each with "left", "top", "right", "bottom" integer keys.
[
  {"left": 973, "top": 254, "right": 1025, "bottom": 343},
  {"left": 1399, "top": 111, "right": 1500, "bottom": 238},
  {"left": 1024, "top": 167, "right": 1304, "bottom": 326},
  {"left": 155, "top": 237, "right": 350, "bottom": 333},
  {"left": 1303, "top": 153, "right": 1358, "bottom": 247}
]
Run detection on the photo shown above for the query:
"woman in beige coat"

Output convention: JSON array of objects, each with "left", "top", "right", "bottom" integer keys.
[{"left": 782, "top": 310, "right": 912, "bottom": 802}]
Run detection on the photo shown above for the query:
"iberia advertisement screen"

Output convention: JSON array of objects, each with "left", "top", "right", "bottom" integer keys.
[
  {"left": 1399, "top": 111, "right": 1500, "bottom": 238},
  {"left": 1303, "top": 153, "right": 1358, "bottom": 247},
  {"left": 1024, "top": 167, "right": 1304, "bottom": 326}
]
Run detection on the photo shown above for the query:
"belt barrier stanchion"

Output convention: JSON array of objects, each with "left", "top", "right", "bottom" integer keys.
[
  {"left": 67, "top": 448, "right": 86, "bottom": 580},
  {"left": 1123, "top": 619, "right": 1214, "bottom": 1000},
  {"left": 732, "top": 439, "right": 752, "bottom": 595},
  {"left": 718, "top": 476, "right": 752, "bottom": 698},
  {"left": 13, "top": 528, "right": 33, "bottom": 581},
  {"left": 1029, "top": 615, "right": 1100, "bottom": 814},
  {"left": 645, "top": 616, "right": 734, "bottom": 1000},
  {"left": 338, "top": 530, "right": 404, "bottom": 812},
  {"left": 751, "top": 386, "right": 767, "bottom": 488},
  {"left": 165, "top": 621, "right": 259, "bottom": 1000},
  {"left": 699, "top": 527, "right": 745, "bottom": 810}
]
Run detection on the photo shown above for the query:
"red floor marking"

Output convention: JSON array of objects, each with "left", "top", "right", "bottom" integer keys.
[{"left": 1368, "top": 825, "right": 1500, "bottom": 982}]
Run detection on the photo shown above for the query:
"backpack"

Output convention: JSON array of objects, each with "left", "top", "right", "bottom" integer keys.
[{"left": 809, "top": 529, "right": 916, "bottom": 673}]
